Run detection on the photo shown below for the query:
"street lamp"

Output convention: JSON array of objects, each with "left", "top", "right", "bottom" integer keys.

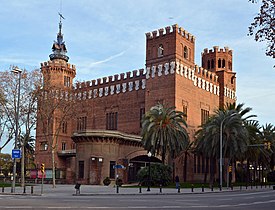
[
  {"left": 147, "top": 151, "right": 152, "bottom": 191},
  {"left": 219, "top": 112, "right": 237, "bottom": 190},
  {"left": 11, "top": 66, "right": 22, "bottom": 193}
]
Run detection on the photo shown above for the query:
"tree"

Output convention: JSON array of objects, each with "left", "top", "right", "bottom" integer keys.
[
  {"left": 141, "top": 103, "right": 189, "bottom": 164},
  {"left": 248, "top": 0, "right": 275, "bottom": 61},
  {"left": 0, "top": 153, "right": 13, "bottom": 177},
  {"left": 194, "top": 104, "right": 254, "bottom": 184},
  {"left": 0, "top": 68, "right": 41, "bottom": 152},
  {"left": 36, "top": 81, "right": 76, "bottom": 188}
]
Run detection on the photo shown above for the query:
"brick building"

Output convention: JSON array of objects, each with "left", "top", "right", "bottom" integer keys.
[{"left": 35, "top": 20, "right": 236, "bottom": 184}]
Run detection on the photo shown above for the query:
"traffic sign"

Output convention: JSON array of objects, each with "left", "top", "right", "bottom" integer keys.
[
  {"left": 12, "top": 149, "right": 21, "bottom": 159},
  {"left": 113, "top": 164, "right": 125, "bottom": 169}
]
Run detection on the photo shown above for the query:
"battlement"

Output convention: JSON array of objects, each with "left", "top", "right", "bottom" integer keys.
[
  {"left": 203, "top": 46, "right": 233, "bottom": 55},
  {"left": 74, "top": 68, "right": 145, "bottom": 90},
  {"left": 40, "top": 60, "right": 76, "bottom": 70},
  {"left": 146, "top": 24, "right": 195, "bottom": 43}
]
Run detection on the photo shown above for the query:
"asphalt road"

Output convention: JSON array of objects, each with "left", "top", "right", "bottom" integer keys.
[{"left": 0, "top": 189, "right": 275, "bottom": 209}]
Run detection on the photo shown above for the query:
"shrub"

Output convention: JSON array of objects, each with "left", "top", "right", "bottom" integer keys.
[
  {"left": 103, "top": 177, "right": 111, "bottom": 186},
  {"left": 137, "top": 163, "right": 172, "bottom": 186}
]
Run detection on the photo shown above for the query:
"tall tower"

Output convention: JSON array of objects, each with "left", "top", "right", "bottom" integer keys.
[
  {"left": 201, "top": 46, "right": 236, "bottom": 108},
  {"left": 35, "top": 14, "right": 76, "bottom": 181},
  {"left": 145, "top": 24, "right": 196, "bottom": 110}
]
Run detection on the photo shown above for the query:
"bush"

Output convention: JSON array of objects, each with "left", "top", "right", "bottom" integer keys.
[
  {"left": 103, "top": 177, "right": 111, "bottom": 186},
  {"left": 137, "top": 163, "right": 172, "bottom": 186}
]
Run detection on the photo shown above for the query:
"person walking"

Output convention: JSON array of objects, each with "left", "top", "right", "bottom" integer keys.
[{"left": 175, "top": 175, "right": 180, "bottom": 189}]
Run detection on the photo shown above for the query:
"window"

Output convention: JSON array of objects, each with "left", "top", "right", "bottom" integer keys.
[
  {"left": 140, "top": 108, "right": 145, "bottom": 128},
  {"left": 201, "top": 109, "right": 209, "bottom": 125},
  {"left": 109, "top": 161, "right": 116, "bottom": 179},
  {"left": 158, "top": 44, "right": 164, "bottom": 57},
  {"left": 218, "top": 59, "right": 221, "bottom": 68},
  {"left": 182, "top": 105, "right": 187, "bottom": 121},
  {"left": 62, "top": 142, "right": 66, "bottom": 151},
  {"left": 62, "top": 121, "right": 67, "bottom": 133},
  {"left": 184, "top": 46, "right": 188, "bottom": 59},
  {"left": 106, "top": 112, "right": 118, "bottom": 130},
  {"left": 77, "top": 116, "right": 87, "bottom": 131},
  {"left": 78, "top": 161, "right": 84, "bottom": 179},
  {"left": 222, "top": 59, "right": 225, "bottom": 68},
  {"left": 64, "top": 76, "right": 71, "bottom": 87},
  {"left": 207, "top": 60, "right": 210, "bottom": 69},
  {"left": 40, "top": 142, "right": 48, "bottom": 151},
  {"left": 211, "top": 59, "right": 214, "bottom": 69}
]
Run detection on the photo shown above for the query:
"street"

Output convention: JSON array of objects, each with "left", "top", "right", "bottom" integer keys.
[{"left": 0, "top": 186, "right": 275, "bottom": 209}]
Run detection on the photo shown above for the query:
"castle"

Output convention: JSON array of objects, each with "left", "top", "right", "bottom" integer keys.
[{"left": 35, "top": 19, "right": 236, "bottom": 184}]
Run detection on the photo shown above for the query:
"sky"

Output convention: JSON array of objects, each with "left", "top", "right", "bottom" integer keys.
[{"left": 0, "top": 0, "right": 274, "bottom": 152}]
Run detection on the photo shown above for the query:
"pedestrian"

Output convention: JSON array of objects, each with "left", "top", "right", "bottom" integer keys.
[{"left": 175, "top": 175, "right": 180, "bottom": 189}]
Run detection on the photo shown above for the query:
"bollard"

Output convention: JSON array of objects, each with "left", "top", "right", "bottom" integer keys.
[
  {"left": 219, "top": 185, "right": 222, "bottom": 191},
  {"left": 251, "top": 183, "right": 253, "bottom": 189},
  {"left": 116, "top": 185, "right": 119, "bottom": 194},
  {"left": 202, "top": 184, "right": 204, "bottom": 192},
  {"left": 139, "top": 185, "right": 142, "bottom": 193},
  {"left": 191, "top": 184, "right": 194, "bottom": 192},
  {"left": 256, "top": 183, "right": 258, "bottom": 189},
  {"left": 160, "top": 184, "right": 162, "bottom": 193},
  {"left": 211, "top": 185, "right": 213, "bottom": 192},
  {"left": 240, "top": 185, "right": 242, "bottom": 190},
  {"left": 31, "top": 186, "right": 34, "bottom": 194},
  {"left": 231, "top": 184, "right": 233, "bottom": 191},
  {"left": 246, "top": 183, "right": 248, "bottom": 189},
  {"left": 265, "top": 183, "right": 267, "bottom": 188},
  {"left": 261, "top": 183, "right": 263, "bottom": 189},
  {"left": 23, "top": 186, "right": 26, "bottom": 194},
  {"left": 2, "top": 186, "right": 4, "bottom": 193},
  {"left": 178, "top": 186, "right": 180, "bottom": 193}
]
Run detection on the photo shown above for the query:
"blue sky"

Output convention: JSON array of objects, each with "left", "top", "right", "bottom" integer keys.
[{"left": 0, "top": 1, "right": 274, "bottom": 152}]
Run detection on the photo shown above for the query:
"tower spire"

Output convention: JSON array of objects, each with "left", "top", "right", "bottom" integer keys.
[{"left": 49, "top": 13, "right": 69, "bottom": 62}]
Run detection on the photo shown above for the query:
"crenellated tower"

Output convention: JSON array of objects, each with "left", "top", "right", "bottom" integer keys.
[
  {"left": 35, "top": 14, "right": 76, "bottom": 178},
  {"left": 201, "top": 46, "right": 236, "bottom": 108},
  {"left": 145, "top": 24, "right": 196, "bottom": 110}
]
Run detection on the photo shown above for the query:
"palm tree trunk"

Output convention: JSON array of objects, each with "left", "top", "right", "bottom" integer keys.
[{"left": 184, "top": 152, "right": 187, "bottom": 182}]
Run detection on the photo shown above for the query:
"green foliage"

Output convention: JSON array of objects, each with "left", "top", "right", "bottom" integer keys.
[
  {"left": 103, "top": 177, "right": 111, "bottom": 186},
  {"left": 141, "top": 103, "right": 189, "bottom": 163},
  {"left": 137, "top": 163, "right": 172, "bottom": 186},
  {"left": 0, "top": 153, "right": 13, "bottom": 177}
]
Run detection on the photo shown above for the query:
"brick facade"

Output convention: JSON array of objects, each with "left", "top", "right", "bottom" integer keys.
[{"left": 35, "top": 23, "right": 236, "bottom": 184}]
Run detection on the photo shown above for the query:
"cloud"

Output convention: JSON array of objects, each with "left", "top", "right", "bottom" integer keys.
[{"left": 86, "top": 51, "right": 125, "bottom": 68}]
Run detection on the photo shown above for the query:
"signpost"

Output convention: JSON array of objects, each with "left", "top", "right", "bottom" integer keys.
[{"left": 12, "top": 149, "right": 21, "bottom": 159}]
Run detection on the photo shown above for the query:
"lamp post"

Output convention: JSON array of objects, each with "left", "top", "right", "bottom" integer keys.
[
  {"left": 219, "top": 112, "right": 237, "bottom": 190},
  {"left": 11, "top": 66, "right": 22, "bottom": 193},
  {"left": 147, "top": 151, "right": 152, "bottom": 191}
]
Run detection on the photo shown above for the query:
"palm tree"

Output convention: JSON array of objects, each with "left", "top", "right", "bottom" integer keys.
[
  {"left": 141, "top": 103, "right": 189, "bottom": 164},
  {"left": 260, "top": 123, "right": 275, "bottom": 171},
  {"left": 194, "top": 104, "right": 253, "bottom": 184}
]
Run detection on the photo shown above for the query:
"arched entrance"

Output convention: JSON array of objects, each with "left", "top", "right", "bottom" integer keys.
[{"left": 128, "top": 155, "right": 161, "bottom": 183}]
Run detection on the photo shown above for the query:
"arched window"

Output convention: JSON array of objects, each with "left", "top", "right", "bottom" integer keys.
[
  {"left": 158, "top": 44, "right": 164, "bottom": 57},
  {"left": 211, "top": 59, "right": 214, "bottom": 69},
  {"left": 228, "top": 61, "right": 232, "bottom": 70},
  {"left": 222, "top": 59, "right": 225, "bottom": 68},
  {"left": 184, "top": 46, "right": 188, "bottom": 59},
  {"left": 207, "top": 60, "right": 210, "bottom": 69},
  {"left": 218, "top": 59, "right": 221, "bottom": 68}
]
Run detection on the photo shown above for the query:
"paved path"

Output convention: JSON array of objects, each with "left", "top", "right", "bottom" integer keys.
[{"left": 1, "top": 184, "right": 274, "bottom": 196}]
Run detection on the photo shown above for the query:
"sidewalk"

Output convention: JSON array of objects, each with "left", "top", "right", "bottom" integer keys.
[{"left": 0, "top": 184, "right": 273, "bottom": 196}]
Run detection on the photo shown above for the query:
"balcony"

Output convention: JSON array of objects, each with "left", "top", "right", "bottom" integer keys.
[{"left": 57, "top": 149, "right": 76, "bottom": 157}]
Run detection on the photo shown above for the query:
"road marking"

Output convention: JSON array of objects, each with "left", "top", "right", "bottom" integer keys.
[{"left": 218, "top": 198, "right": 232, "bottom": 201}]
